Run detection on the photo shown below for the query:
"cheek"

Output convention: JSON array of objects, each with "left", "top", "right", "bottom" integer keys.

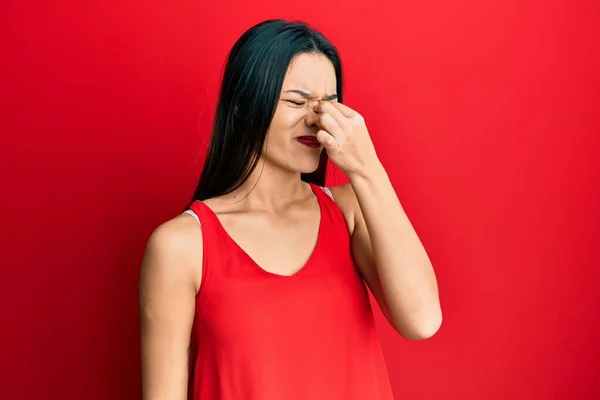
[{"left": 266, "top": 108, "right": 304, "bottom": 143}]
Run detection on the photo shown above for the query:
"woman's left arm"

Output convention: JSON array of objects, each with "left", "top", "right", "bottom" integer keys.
[
  {"left": 345, "top": 167, "right": 442, "bottom": 340},
  {"left": 316, "top": 101, "right": 442, "bottom": 340}
]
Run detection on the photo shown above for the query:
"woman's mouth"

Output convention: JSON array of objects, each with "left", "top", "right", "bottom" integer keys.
[{"left": 295, "top": 136, "right": 321, "bottom": 148}]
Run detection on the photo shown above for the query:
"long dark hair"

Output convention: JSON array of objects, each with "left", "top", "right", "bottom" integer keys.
[{"left": 184, "top": 19, "right": 343, "bottom": 209}]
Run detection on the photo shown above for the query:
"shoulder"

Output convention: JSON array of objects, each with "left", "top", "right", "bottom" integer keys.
[
  {"left": 327, "top": 183, "right": 360, "bottom": 235},
  {"left": 146, "top": 213, "right": 203, "bottom": 257},
  {"left": 140, "top": 213, "right": 204, "bottom": 295}
]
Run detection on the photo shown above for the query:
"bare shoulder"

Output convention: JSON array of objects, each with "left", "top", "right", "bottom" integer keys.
[
  {"left": 328, "top": 183, "right": 360, "bottom": 235},
  {"left": 139, "top": 213, "right": 202, "bottom": 398},
  {"left": 140, "top": 212, "right": 204, "bottom": 297}
]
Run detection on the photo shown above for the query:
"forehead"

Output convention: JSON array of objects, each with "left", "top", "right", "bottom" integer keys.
[{"left": 282, "top": 53, "right": 337, "bottom": 95}]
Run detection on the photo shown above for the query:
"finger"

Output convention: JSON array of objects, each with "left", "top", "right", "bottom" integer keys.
[
  {"left": 316, "top": 101, "right": 348, "bottom": 128},
  {"left": 332, "top": 102, "right": 358, "bottom": 119},
  {"left": 317, "top": 112, "right": 343, "bottom": 139},
  {"left": 316, "top": 129, "right": 339, "bottom": 151}
]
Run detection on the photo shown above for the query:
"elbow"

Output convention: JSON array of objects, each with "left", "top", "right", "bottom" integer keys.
[
  {"left": 395, "top": 308, "right": 443, "bottom": 341},
  {"left": 409, "top": 313, "right": 442, "bottom": 340}
]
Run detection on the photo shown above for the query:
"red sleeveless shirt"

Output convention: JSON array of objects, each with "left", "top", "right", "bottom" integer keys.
[{"left": 186, "top": 183, "right": 394, "bottom": 399}]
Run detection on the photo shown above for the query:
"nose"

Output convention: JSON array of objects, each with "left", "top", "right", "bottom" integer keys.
[{"left": 304, "top": 102, "right": 320, "bottom": 129}]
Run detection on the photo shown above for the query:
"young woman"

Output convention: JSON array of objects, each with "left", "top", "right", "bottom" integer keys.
[{"left": 139, "top": 19, "right": 442, "bottom": 400}]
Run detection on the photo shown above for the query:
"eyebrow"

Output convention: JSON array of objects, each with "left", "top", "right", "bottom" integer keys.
[{"left": 284, "top": 89, "right": 338, "bottom": 101}]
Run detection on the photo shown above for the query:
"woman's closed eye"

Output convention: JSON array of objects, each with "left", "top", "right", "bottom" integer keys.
[{"left": 285, "top": 100, "right": 306, "bottom": 106}]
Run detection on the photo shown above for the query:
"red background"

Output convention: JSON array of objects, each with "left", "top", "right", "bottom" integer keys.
[{"left": 2, "top": 1, "right": 599, "bottom": 399}]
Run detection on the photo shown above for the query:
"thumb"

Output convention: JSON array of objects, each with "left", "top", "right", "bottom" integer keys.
[{"left": 316, "top": 130, "right": 338, "bottom": 152}]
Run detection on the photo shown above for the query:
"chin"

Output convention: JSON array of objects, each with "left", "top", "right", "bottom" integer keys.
[
  {"left": 294, "top": 152, "right": 323, "bottom": 174},
  {"left": 266, "top": 148, "right": 323, "bottom": 175}
]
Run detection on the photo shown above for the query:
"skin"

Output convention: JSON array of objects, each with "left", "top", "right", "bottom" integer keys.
[{"left": 139, "top": 52, "right": 442, "bottom": 399}]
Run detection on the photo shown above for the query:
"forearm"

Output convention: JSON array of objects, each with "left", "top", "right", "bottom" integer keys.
[{"left": 350, "top": 162, "right": 442, "bottom": 338}]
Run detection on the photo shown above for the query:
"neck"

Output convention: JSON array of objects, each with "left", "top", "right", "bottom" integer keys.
[{"left": 229, "top": 158, "right": 312, "bottom": 212}]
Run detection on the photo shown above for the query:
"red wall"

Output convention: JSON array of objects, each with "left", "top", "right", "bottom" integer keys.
[{"left": 2, "top": 1, "right": 599, "bottom": 399}]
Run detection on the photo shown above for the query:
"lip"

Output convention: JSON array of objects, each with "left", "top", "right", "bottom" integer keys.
[{"left": 295, "top": 135, "right": 321, "bottom": 148}]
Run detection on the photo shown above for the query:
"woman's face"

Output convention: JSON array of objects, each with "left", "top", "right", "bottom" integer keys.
[{"left": 262, "top": 52, "right": 338, "bottom": 174}]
